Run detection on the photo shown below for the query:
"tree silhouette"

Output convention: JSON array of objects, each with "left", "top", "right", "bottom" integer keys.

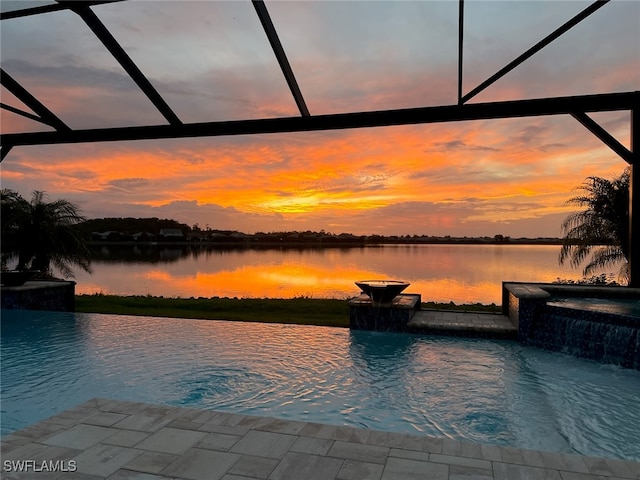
[
  {"left": 559, "top": 168, "right": 629, "bottom": 283},
  {"left": 1, "top": 190, "right": 92, "bottom": 278}
]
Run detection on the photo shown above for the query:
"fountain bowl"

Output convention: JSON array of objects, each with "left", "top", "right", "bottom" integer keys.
[{"left": 355, "top": 280, "right": 410, "bottom": 303}]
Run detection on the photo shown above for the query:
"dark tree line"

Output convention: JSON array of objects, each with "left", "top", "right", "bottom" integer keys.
[{"left": 77, "top": 217, "right": 191, "bottom": 237}]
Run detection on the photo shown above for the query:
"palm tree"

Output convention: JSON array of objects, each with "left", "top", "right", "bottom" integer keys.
[
  {"left": 1, "top": 189, "right": 92, "bottom": 278},
  {"left": 559, "top": 168, "right": 629, "bottom": 283}
]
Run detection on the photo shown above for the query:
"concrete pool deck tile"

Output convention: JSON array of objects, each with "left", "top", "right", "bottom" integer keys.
[
  {"left": 582, "top": 457, "right": 640, "bottom": 478},
  {"left": 558, "top": 473, "right": 610, "bottom": 480},
  {"left": 357, "top": 430, "right": 393, "bottom": 449},
  {"left": 84, "top": 412, "right": 130, "bottom": 428},
  {"left": 3, "top": 400, "right": 640, "bottom": 480},
  {"left": 327, "top": 440, "right": 389, "bottom": 464},
  {"left": 171, "top": 407, "right": 208, "bottom": 422},
  {"left": 98, "top": 400, "right": 148, "bottom": 416},
  {"left": 459, "top": 440, "right": 485, "bottom": 459},
  {"left": 43, "top": 414, "right": 87, "bottom": 429},
  {"left": 111, "top": 414, "right": 173, "bottom": 433},
  {"left": 555, "top": 453, "right": 591, "bottom": 474},
  {"left": 227, "top": 454, "right": 279, "bottom": 478},
  {"left": 107, "top": 471, "right": 178, "bottom": 480},
  {"left": 329, "top": 425, "right": 365, "bottom": 442},
  {"left": 3, "top": 441, "right": 82, "bottom": 465},
  {"left": 2, "top": 469, "right": 62, "bottom": 480},
  {"left": 290, "top": 436, "right": 335, "bottom": 456},
  {"left": 56, "top": 472, "right": 105, "bottom": 480},
  {"left": 421, "top": 435, "right": 445, "bottom": 454},
  {"left": 164, "top": 419, "right": 204, "bottom": 431},
  {"left": 299, "top": 421, "right": 342, "bottom": 439},
  {"left": 388, "top": 447, "right": 430, "bottom": 462},
  {"left": 448, "top": 464, "right": 494, "bottom": 480},
  {"left": 480, "top": 443, "right": 503, "bottom": 461},
  {"left": 5, "top": 423, "right": 64, "bottom": 443},
  {"left": 229, "top": 430, "right": 298, "bottom": 459},
  {"left": 187, "top": 409, "right": 219, "bottom": 425},
  {"left": 430, "top": 453, "right": 492, "bottom": 470},
  {"left": 161, "top": 448, "right": 242, "bottom": 480},
  {"left": 493, "top": 462, "right": 562, "bottom": 480},
  {"left": 498, "top": 444, "right": 526, "bottom": 464},
  {"left": 409, "top": 310, "right": 517, "bottom": 339},
  {"left": 442, "top": 437, "right": 466, "bottom": 456},
  {"left": 210, "top": 412, "right": 253, "bottom": 428},
  {"left": 53, "top": 405, "right": 96, "bottom": 420},
  {"left": 0, "top": 436, "right": 31, "bottom": 456},
  {"left": 42, "top": 424, "right": 119, "bottom": 449},
  {"left": 196, "top": 431, "right": 242, "bottom": 451},
  {"left": 72, "top": 444, "right": 143, "bottom": 477},
  {"left": 381, "top": 456, "right": 449, "bottom": 480},
  {"left": 101, "top": 429, "right": 150, "bottom": 448},
  {"left": 249, "top": 417, "right": 308, "bottom": 435},
  {"left": 197, "top": 421, "right": 251, "bottom": 437},
  {"left": 337, "top": 427, "right": 368, "bottom": 445},
  {"left": 336, "top": 459, "right": 384, "bottom": 480},
  {"left": 381, "top": 432, "right": 427, "bottom": 451},
  {"left": 268, "top": 452, "right": 344, "bottom": 480},
  {"left": 122, "top": 450, "right": 179, "bottom": 474},
  {"left": 220, "top": 475, "right": 260, "bottom": 480},
  {"left": 520, "top": 448, "right": 548, "bottom": 468},
  {"left": 134, "top": 427, "right": 208, "bottom": 455}
]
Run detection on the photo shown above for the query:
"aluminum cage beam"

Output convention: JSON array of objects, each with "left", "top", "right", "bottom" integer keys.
[{"left": 1, "top": 0, "right": 637, "bottom": 286}]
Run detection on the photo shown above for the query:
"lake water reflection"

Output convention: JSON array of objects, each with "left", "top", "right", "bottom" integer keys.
[{"left": 72, "top": 244, "right": 593, "bottom": 304}]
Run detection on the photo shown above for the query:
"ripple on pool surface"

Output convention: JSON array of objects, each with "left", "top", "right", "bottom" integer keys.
[{"left": 2, "top": 309, "right": 640, "bottom": 461}]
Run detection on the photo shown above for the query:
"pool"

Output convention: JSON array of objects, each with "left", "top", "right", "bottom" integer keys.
[
  {"left": 548, "top": 297, "right": 640, "bottom": 318},
  {"left": 2, "top": 310, "right": 640, "bottom": 461}
]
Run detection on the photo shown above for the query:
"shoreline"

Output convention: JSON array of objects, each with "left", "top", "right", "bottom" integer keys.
[
  {"left": 75, "top": 294, "right": 500, "bottom": 328},
  {"left": 87, "top": 238, "right": 564, "bottom": 247}
]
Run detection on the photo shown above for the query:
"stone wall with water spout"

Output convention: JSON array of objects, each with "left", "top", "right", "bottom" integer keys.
[
  {"left": 1, "top": 281, "right": 76, "bottom": 311},
  {"left": 503, "top": 282, "right": 640, "bottom": 370}
]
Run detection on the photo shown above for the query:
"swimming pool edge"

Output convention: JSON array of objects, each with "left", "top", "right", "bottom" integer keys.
[{"left": 1, "top": 398, "right": 638, "bottom": 479}]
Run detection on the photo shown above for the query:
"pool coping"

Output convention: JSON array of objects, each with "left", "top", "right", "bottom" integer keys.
[{"left": 2, "top": 398, "right": 638, "bottom": 479}]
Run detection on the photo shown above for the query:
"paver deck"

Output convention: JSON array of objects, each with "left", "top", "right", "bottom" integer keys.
[
  {"left": 408, "top": 310, "right": 517, "bottom": 339},
  {"left": 2, "top": 398, "right": 638, "bottom": 479}
]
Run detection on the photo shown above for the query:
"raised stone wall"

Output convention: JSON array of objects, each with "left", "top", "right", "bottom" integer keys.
[
  {"left": 348, "top": 294, "right": 421, "bottom": 331},
  {"left": 503, "top": 282, "right": 640, "bottom": 369},
  {"left": 1, "top": 281, "right": 75, "bottom": 311}
]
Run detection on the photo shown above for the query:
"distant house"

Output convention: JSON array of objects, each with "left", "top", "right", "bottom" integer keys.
[
  {"left": 229, "top": 232, "right": 250, "bottom": 243},
  {"left": 91, "top": 231, "right": 120, "bottom": 241},
  {"left": 158, "top": 228, "right": 184, "bottom": 241},
  {"left": 132, "top": 232, "right": 157, "bottom": 242},
  {"left": 186, "top": 232, "right": 207, "bottom": 242}
]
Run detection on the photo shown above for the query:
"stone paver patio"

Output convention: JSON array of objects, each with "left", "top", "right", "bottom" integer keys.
[
  {"left": 2, "top": 398, "right": 638, "bottom": 480},
  {"left": 408, "top": 310, "right": 517, "bottom": 338}
]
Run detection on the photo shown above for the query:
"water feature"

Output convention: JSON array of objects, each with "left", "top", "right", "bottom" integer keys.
[
  {"left": 503, "top": 283, "right": 640, "bottom": 369},
  {"left": 350, "top": 280, "right": 419, "bottom": 331},
  {"left": 355, "top": 280, "right": 410, "bottom": 303}
]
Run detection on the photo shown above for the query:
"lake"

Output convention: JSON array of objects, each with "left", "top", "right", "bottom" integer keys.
[{"left": 70, "top": 244, "right": 596, "bottom": 304}]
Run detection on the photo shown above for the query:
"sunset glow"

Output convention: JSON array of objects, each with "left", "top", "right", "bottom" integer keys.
[
  {"left": 70, "top": 245, "right": 587, "bottom": 304},
  {"left": 1, "top": 0, "right": 638, "bottom": 238}
]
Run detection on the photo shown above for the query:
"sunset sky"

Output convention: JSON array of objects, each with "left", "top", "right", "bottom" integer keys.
[{"left": 1, "top": 0, "right": 638, "bottom": 237}]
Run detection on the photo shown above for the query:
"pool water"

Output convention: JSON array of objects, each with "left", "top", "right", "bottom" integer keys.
[
  {"left": 2, "top": 310, "right": 640, "bottom": 461},
  {"left": 548, "top": 297, "right": 640, "bottom": 318}
]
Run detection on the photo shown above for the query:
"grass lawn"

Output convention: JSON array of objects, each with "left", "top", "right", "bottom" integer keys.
[{"left": 75, "top": 294, "right": 501, "bottom": 328}]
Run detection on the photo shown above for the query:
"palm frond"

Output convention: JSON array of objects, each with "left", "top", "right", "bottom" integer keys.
[{"left": 558, "top": 168, "right": 629, "bottom": 284}]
